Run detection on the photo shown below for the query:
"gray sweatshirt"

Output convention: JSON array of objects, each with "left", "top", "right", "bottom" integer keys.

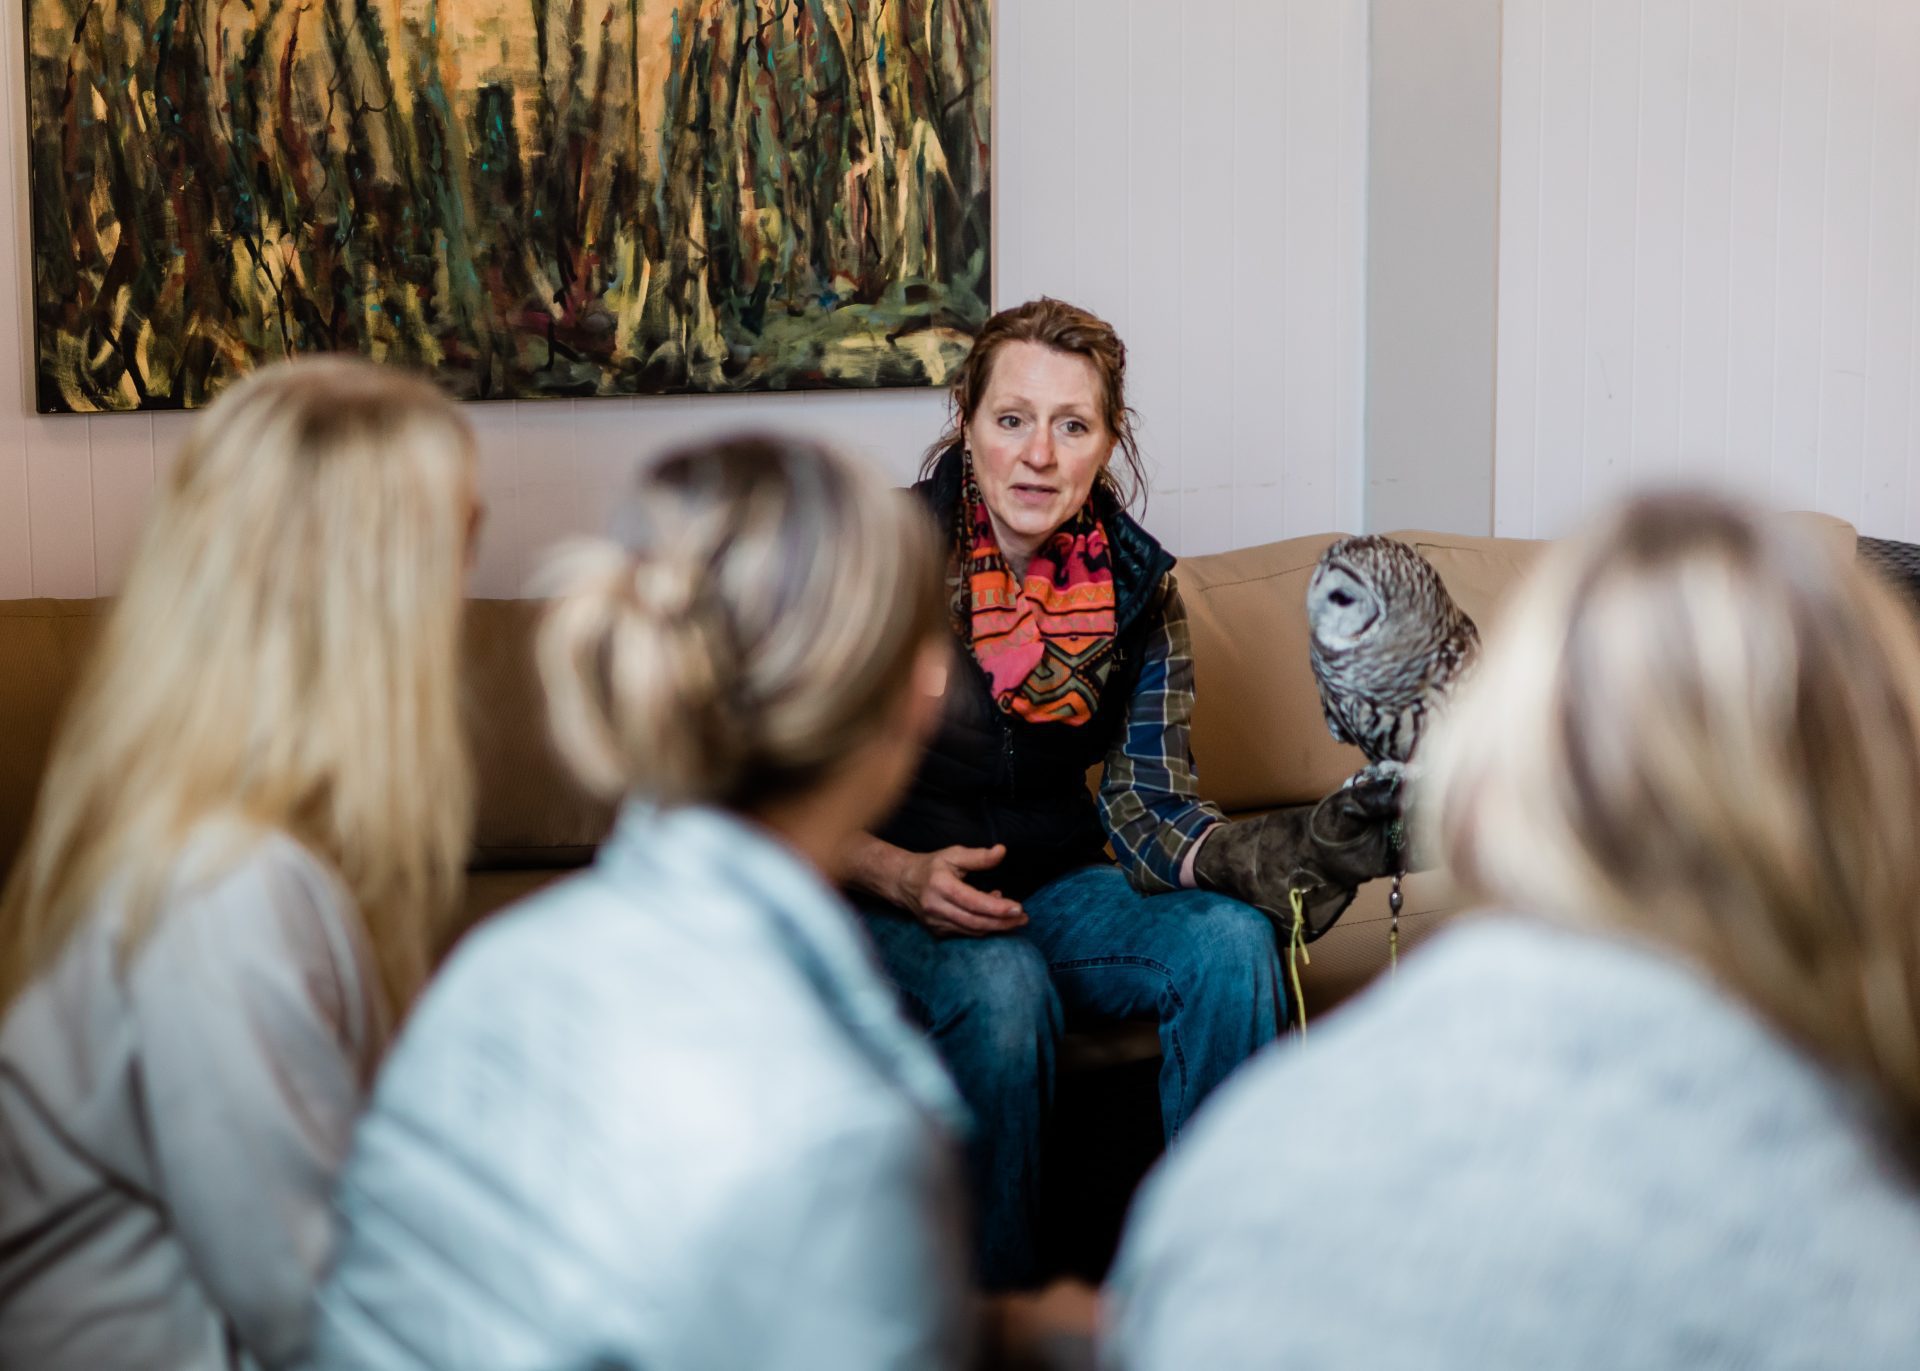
[
  {"left": 0, "top": 827, "right": 385, "bottom": 1371},
  {"left": 1106, "top": 918, "right": 1920, "bottom": 1370}
]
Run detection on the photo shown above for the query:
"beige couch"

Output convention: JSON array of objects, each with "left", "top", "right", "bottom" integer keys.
[{"left": 0, "top": 517, "right": 1858, "bottom": 1022}]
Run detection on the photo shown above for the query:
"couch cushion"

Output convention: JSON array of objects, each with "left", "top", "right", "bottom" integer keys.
[
  {"left": 1302, "top": 869, "right": 1461, "bottom": 1011},
  {"left": 461, "top": 600, "right": 615, "bottom": 864},
  {"left": 0, "top": 598, "right": 613, "bottom": 884},
  {"left": 1381, "top": 530, "right": 1551, "bottom": 631},
  {"left": 1780, "top": 509, "right": 1859, "bottom": 560},
  {"left": 1387, "top": 511, "right": 1858, "bottom": 633},
  {"left": 1176, "top": 535, "right": 1371, "bottom": 813},
  {"left": 0, "top": 600, "right": 108, "bottom": 878}
]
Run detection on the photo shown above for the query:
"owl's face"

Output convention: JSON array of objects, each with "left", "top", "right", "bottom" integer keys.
[{"left": 1307, "top": 559, "right": 1382, "bottom": 650}]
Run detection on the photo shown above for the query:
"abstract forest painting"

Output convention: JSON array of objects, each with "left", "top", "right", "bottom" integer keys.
[{"left": 24, "top": 0, "right": 992, "bottom": 412}]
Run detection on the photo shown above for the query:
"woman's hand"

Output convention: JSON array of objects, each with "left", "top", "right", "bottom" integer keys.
[
  {"left": 1190, "top": 767, "right": 1405, "bottom": 942},
  {"left": 981, "top": 1279, "right": 1100, "bottom": 1370},
  {"left": 896, "top": 844, "right": 1029, "bottom": 937},
  {"left": 842, "top": 834, "right": 1029, "bottom": 936}
]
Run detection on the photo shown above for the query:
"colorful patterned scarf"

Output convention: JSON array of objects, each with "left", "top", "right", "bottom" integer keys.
[{"left": 958, "top": 463, "right": 1118, "bottom": 726}]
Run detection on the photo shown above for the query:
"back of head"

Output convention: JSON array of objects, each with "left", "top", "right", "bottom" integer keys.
[
  {"left": 1426, "top": 491, "right": 1920, "bottom": 1139},
  {"left": 0, "top": 356, "right": 477, "bottom": 1014},
  {"left": 538, "top": 434, "right": 944, "bottom": 812}
]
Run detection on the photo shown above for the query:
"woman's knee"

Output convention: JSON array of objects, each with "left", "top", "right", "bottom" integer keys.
[
  {"left": 936, "top": 937, "right": 1063, "bottom": 1059},
  {"left": 1169, "top": 894, "right": 1284, "bottom": 992}
]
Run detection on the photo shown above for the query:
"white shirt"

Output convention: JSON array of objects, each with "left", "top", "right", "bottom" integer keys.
[{"left": 0, "top": 826, "right": 384, "bottom": 1370}]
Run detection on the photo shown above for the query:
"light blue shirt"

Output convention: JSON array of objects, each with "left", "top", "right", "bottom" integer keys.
[{"left": 314, "top": 803, "right": 972, "bottom": 1371}]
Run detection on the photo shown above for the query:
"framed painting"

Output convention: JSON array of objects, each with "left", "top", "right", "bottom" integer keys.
[{"left": 23, "top": 0, "right": 991, "bottom": 411}]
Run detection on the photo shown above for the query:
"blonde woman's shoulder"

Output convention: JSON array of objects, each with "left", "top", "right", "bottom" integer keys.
[{"left": 124, "top": 820, "right": 385, "bottom": 1063}]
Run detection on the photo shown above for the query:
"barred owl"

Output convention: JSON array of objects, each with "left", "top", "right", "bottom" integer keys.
[{"left": 1306, "top": 535, "right": 1479, "bottom": 769}]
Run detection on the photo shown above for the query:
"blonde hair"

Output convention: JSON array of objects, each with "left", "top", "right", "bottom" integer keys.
[
  {"left": 538, "top": 434, "right": 944, "bottom": 809},
  {"left": 1425, "top": 491, "right": 1920, "bottom": 1138},
  {"left": 0, "top": 357, "right": 477, "bottom": 1016}
]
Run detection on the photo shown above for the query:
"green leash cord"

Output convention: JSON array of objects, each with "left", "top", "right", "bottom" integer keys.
[
  {"left": 1288, "top": 817, "right": 1409, "bottom": 1038},
  {"left": 1289, "top": 873, "right": 1405, "bottom": 1041},
  {"left": 1286, "top": 887, "right": 1311, "bottom": 1038}
]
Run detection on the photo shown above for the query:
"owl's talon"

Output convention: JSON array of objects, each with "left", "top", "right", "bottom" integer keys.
[{"left": 1351, "top": 759, "right": 1408, "bottom": 789}]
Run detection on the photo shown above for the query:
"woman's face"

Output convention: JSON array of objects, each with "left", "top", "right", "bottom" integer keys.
[{"left": 963, "top": 341, "right": 1116, "bottom": 561}]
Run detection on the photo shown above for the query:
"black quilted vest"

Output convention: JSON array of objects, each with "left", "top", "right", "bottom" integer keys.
[{"left": 873, "top": 446, "right": 1177, "bottom": 900}]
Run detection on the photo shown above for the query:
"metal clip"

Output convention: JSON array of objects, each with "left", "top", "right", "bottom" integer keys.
[{"left": 1388, "top": 871, "right": 1404, "bottom": 972}]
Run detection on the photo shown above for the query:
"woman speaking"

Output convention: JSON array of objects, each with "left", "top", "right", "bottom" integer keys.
[{"left": 844, "top": 297, "right": 1401, "bottom": 1287}]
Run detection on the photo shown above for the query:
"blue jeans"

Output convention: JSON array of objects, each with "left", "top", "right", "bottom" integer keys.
[{"left": 857, "top": 864, "right": 1285, "bottom": 1288}]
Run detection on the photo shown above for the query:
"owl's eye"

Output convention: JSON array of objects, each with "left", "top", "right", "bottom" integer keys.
[{"left": 1329, "top": 590, "right": 1355, "bottom": 608}]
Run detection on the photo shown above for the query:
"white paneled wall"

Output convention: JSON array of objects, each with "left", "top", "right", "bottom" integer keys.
[
  {"left": 1495, "top": 0, "right": 1920, "bottom": 540},
  {"left": 0, "top": 0, "right": 1367, "bottom": 600},
  {"left": 997, "top": 0, "right": 1369, "bottom": 552}
]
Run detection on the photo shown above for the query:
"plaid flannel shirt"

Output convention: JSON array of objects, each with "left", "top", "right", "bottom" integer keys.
[{"left": 1098, "top": 575, "right": 1228, "bottom": 893}]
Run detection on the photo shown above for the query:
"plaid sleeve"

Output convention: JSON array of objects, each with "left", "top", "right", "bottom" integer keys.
[{"left": 1098, "top": 575, "right": 1228, "bottom": 893}]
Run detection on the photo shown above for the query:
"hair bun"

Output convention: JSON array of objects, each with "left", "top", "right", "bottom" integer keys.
[
  {"left": 631, "top": 559, "right": 700, "bottom": 618},
  {"left": 537, "top": 435, "right": 946, "bottom": 810}
]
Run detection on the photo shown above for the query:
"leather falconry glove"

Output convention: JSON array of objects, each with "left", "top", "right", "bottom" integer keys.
[{"left": 1192, "top": 766, "right": 1404, "bottom": 942}]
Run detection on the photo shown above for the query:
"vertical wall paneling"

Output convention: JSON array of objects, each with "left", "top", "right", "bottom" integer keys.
[
  {"left": 1864, "top": 2, "right": 1920, "bottom": 530},
  {"left": 1623, "top": 0, "right": 1688, "bottom": 499},
  {"left": 1123, "top": 0, "right": 1187, "bottom": 543},
  {"left": 1493, "top": 0, "right": 1546, "bottom": 535},
  {"left": 512, "top": 399, "right": 584, "bottom": 592},
  {"left": 5, "top": 0, "right": 91, "bottom": 597},
  {"left": 1364, "top": 0, "right": 1501, "bottom": 535},
  {"left": 0, "top": 400, "right": 24, "bottom": 597},
  {"left": 1333, "top": 0, "right": 1365, "bottom": 535},
  {"left": 1497, "top": 0, "right": 1920, "bottom": 538},
  {"left": 1768, "top": 0, "right": 1833, "bottom": 514},
  {"left": 88, "top": 416, "right": 155, "bottom": 593},
  {"left": 784, "top": 389, "right": 948, "bottom": 477},
  {"left": 1812, "top": 1, "right": 1878, "bottom": 521},
  {"left": 1281, "top": 0, "right": 1344, "bottom": 540},
  {"left": 1072, "top": 0, "right": 1132, "bottom": 354},
  {"left": 23, "top": 417, "right": 93, "bottom": 597},
  {"left": 4, "top": 0, "right": 1368, "bottom": 592},
  {"left": 1908, "top": 60, "right": 1920, "bottom": 536},
  {"left": 1724, "top": 0, "right": 1788, "bottom": 505},
  {"left": 0, "top": 0, "right": 36, "bottom": 598},
  {"left": 1229, "top": 0, "right": 1288, "bottom": 547},
  {"left": 1175, "top": 0, "right": 1237, "bottom": 557},
  {"left": 1578, "top": 0, "right": 1641, "bottom": 516},
  {"left": 147, "top": 413, "right": 196, "bottom": 486},
  {"left": 570, "top": 395, "right": 643, "bottom": 516},
  {"left": 1674, "top": 0, "right": 1738, "bottom": 491},
  {"left": 1528, "top": 0, "right": 1596, "bottom": 538},
  {"left": 464, "top": 403, "right": 525, "bottom": 598}
]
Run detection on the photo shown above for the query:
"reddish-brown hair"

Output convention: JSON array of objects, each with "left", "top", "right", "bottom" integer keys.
[{"left": 923, "top": 297, "right": 1147, "bottom": 508}]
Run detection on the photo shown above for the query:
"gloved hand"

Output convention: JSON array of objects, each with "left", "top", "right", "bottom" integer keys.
[{"left": 1192, "top": 763, "right": 1405, "bottom": 941}]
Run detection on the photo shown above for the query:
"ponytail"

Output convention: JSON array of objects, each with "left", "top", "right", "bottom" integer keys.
[{"left": 535, "top": 436, "right": 945, "bottom": 811}]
